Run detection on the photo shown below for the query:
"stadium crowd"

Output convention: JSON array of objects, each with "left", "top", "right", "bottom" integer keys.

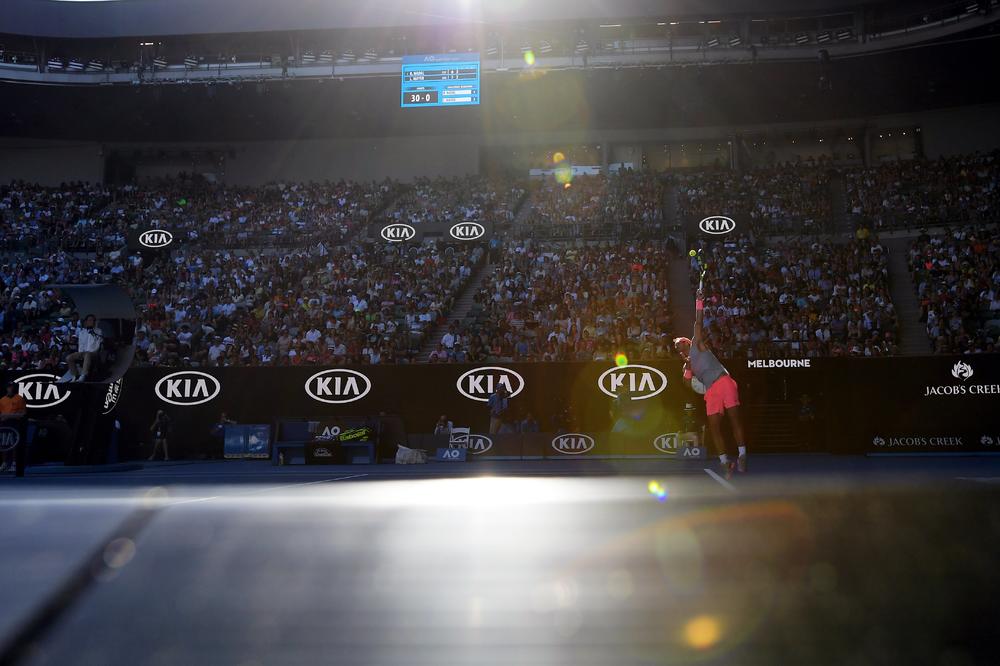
[
  {"left": 909, "top": 226, "right": 999, "bottom": 354},
  {"left": 676, "top": 165, "right": 832, "bottom": 235},
  {"left": 428, "top": 241, "right": 675, "bottom": 363},
  {"left": 383, "top": 176, "right": 525, "bottom": 227},
  {"left": 694, "top": 236, "right": 899, "bottom": 357},
  {"left": 845, "top": 152, "right": 1000, "bottom": 230}
]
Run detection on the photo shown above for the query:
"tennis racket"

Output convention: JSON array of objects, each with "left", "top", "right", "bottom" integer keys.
[{"left": 689, "top": 248, "right": 707, "bottom": 292}]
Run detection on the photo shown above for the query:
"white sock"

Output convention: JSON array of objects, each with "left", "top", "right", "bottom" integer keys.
[
  {"left": 738, "top": 446, "right": 746, "bottom": 456},
  {"left": 719, "top": 454, "right": 729, "bottom": 464}
]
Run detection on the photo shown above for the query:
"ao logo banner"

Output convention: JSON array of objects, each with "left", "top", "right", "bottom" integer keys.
[
  {"left": 449, "top": 222, "right": 485, "bottom": 241},
  {"left": 699, "top": 216, "right": 735, "bottom": 235},
  {"left": 154, "top": 371, "right": 221, "bottom": 406},
  {"left": 305, "top": 369, "right": 372, "bottom": 404},
  {"left": 597, "top": 365, "right": 667, "bottom": 400},
  {"left": 456, "top": 367, "right": 525, "bottom": 402},
  {"left": 15, "top": 373, "right": 71, "bottom": 408},
  {"left": 102, "top": 378, "right": 123, "bottom": 414},
  {"left": 550, "top": 434, "right": 595, "bottom": 455},
  {"left": 0, "top": 426, "right": 19, "bottom": 452},
  {"left": 139, "top": 229, "right": 174, "bottom": 248},
  {"left": 380, "top": 223, "right": 416, "bottom": 242}
]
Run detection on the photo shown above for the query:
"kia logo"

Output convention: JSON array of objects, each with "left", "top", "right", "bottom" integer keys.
[
  {"left": 0, "top": 427, "right": 19, "bottom": 452},
  {"left": 139, "top": 229, "right": 174, "bottom": 248},
  {"left": 305, "top": 369, "right": 372, "bottom": 404},
  {"left": 380, "top": 223, "right": 416, "bottom": 242},
  {"left": 653, "top": 433, "right": 680, "bottom": 454},
  {"left": 15, "top": 373, "right": 71, "bottom": 408},
  {"left": 699, "top": 215, "right": 735, "bottom": 235},
  {"left": 456, "top": 366, "right": 525, "bottom": 402},
  {"left": 466, "top": 434, "right": 493, "bottom": 455},
  {"left": 102, "top": 378, "right": 123, "bottom": 415},
  {"left": 449, "top": 222, "right": 485, "bottom": 241},
  {"left": 154, "top": 371, "right": 220, "bottom": 406},
  {"left": 597, "top": 364, "right": 668, "bottom": 401},
  {"left": 551, "top": 433, "right": 595, "bottom": 455}
]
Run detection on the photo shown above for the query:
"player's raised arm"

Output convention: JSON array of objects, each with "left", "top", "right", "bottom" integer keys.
[{"left": 694, "top": 287, "right": 708, "bottom": 352}]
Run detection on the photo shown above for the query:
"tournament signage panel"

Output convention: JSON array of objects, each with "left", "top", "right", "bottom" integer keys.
[{"left": 401, "top": 53, "right": 480, "bottom": 108}]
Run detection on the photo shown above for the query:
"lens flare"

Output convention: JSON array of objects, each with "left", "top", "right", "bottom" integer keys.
[
  {"left": 523, "top": 50, "right": 535, "bottom": 66},
  {"left": 614, "top": 353, "right": 628, "bottom": 367},
  {"left": 553, "top": 151, "right": 565, "bottom": 164},
  {"left": 683, "top": 615, "right": 722, "bottom": 650},
  {"left": 647, "top": 480, "right": 668, "bottom": 502}
]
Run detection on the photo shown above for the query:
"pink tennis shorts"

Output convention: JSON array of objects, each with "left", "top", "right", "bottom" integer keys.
[{"left": 704, "top": 374, "right": 740, "bottom": 416}]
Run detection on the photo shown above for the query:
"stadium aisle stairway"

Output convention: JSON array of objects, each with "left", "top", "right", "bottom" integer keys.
[
  {"left": 883, "top": 236, "right": 929, "bottom": 355},
  {"left": 418, "top": 257, "right": 493, "bottom": 360}
]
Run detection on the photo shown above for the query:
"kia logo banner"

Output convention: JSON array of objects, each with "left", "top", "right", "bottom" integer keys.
[
  {"left": 449, "top": 222, "right": 485, "bottom": 241},
  {"left": 597, "top": 365, "right": 668, "bottom": 401},
  {"left": 550, "top": 433, "right": 595, "bottom": 455},
  {"left": 0, "top": 426, "right": 19, "bottom": 452},
  {"left": 380, "top": 223, "right": 416, "bottom": 242},
  {"left": 154, "top": 371, "right": 221, "bottom": 406},
  {"left": 449, "top": 431, "right": 494, "bottom": 454},
  {"left": 699, "top": 216, "right": 736, "bottom": 235},
  {"left": 305, "top": 369, "right": 372, "bottom": 404},
  {"left": 15, "top": 373, "right": 71, "bottom": 408},
  {"left": 456, "top": 366, "right": 525, "bottom": 402},
  {"left": 139, "top": 229, "right": 174, "bottom": 248}
]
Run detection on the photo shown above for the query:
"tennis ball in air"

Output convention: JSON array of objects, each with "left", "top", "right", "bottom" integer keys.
[{"left": 688, "top": 250, "right": 697, "bottom": 257}]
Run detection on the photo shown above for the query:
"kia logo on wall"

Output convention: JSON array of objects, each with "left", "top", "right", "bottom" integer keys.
[
  {"left": 380, "top": 223, "right": 416, "bottom": 242},
  {"left": 102, "top": 378, "right": 123, "bottom": 415},
  {"left": 653, "top": 433, "right": 680, "bottom": 454},
  {"left": 154, "top": 371, "right": 221, "bottom": 406},
  {"left": 0, "top": 427, "right": 19, "bottom": 452},
  {"left": 139, "top": 229, "right": 174, "bottom": 248},
  {"left": 551, "top": 433, "right": 595, "bottom": 455},
  {"left": 597, "top": 365, "right": 668, "bottom": 401},
  {"left": 15, "top": 373, "right": 71, "bottom": 408},
  {"left": 449, "top": 222, "right": 485, "bottom": 241},
  {"left": 456, "top": 366, "right": 525, "bottom": 402},
  {"left": 699, "top": 215, "right": 736, "bottom": 235},
  {"left": 466, "top": 434, "right": 493, "bottom": 455},
  {"left": 305, "top": 369, "right": 372, "bottom": 404}
]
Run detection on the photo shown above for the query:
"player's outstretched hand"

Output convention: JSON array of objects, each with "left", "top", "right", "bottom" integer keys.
[{"left": 696, "top": 288, "right": 704, "bottom": 300}]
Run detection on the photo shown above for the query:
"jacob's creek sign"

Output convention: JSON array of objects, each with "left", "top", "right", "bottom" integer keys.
[
  {"left": 923, "top": 361, "right": 999, "bottom": 397},
  {"left": 872, "top": 435, "right": 964, "bottom": 448}
]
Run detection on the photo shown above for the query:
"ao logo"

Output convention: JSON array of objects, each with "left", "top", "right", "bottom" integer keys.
[
  {"left": 305, "top": 369, "right": 372, "bottom": 404},
  {"left": 449, "top": 222, "right": 485, "bottom": 241},
  {"left": 873, "top": 436, "right": 886, "bottom": 447},
  {"left": 699, "top": 216, "right": 736, "bottom": 235},
  {"left": 139, "top": 229, "right": 173, "bottom": 248},
  {"left": 952, "top": 361, "right": 973, "bottom": 381},
  {"left": 381, "top": 223, "right": 416, "bottom": 242},
  {"left": 102, "top": 378, "right": 123, "bottom": 414},
  {"left": 15, "top": 373, "right": 71, "bottom": 408},
  {"left": 0, "top": 427, "right": 19, "bottom": 452},
  {"left": 456, "top": 367, "right": 525, "bottom": 402},
  {"left": 597, "top": 365, "right": 668, "bottom": 401},
  {"left": 551, "top": 434, "right": 595, "bottom": 455},
  {"left": 154, "top": 371, "right": 220, "bottom": 406},
  {"left": 320, "top": 426, "right": 341, "bottom": 438}
]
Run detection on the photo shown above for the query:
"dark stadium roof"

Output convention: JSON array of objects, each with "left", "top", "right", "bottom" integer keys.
[{"left": 4, "top": 0, "right": 900, "bottom": 39}]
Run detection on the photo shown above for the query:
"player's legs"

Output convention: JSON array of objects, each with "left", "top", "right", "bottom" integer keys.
[
  {"left": 725, "top": 405, "right": 749, "bottom": 472},
  {"left": 707, "top": 412, "right": 727, "bottom": 461}
]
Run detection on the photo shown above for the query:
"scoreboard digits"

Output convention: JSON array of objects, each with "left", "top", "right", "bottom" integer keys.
[{"left": 401, "top": 54, "right": 480, "bottom": 108}]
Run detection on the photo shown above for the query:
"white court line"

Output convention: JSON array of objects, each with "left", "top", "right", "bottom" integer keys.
[
  {"left": 703, "top": 468, "right": 737, "bottom": 492},
  {"left": 167, "top": 473, "right": 368, "bottom": 505},
  {"left": 955, "top": 476, "right": 1000, "bottom": 483}
]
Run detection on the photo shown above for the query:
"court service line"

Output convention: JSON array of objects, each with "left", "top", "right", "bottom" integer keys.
[
  {"left": 703, "top": 468, "right": 737, "bottom": 492},
  {"left": 167, "top": 473, "right": 369, "bottom": 505}
]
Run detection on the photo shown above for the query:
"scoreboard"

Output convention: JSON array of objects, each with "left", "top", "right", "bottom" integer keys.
[{"left": 401, "top": 54, "right": 480, "bottom": 108}]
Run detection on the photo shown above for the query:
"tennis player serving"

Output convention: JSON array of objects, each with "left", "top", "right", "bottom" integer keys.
[{"left": 674, "top": 287, "right": 747, "bottom": 478}]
